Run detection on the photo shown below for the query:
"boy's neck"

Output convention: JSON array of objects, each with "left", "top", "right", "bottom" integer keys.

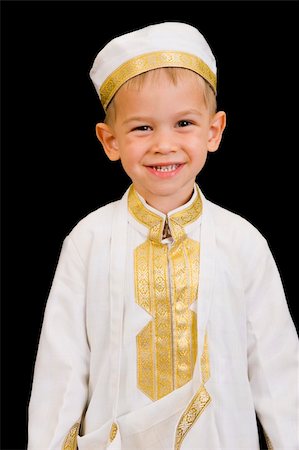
[{"left": 134, "top": 186, "right": 195, "bottom": 215}]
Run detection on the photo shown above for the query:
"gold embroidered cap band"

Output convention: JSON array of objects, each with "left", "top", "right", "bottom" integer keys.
[{"left": 90, "top": 22, "right": 217, "bottom": 111}]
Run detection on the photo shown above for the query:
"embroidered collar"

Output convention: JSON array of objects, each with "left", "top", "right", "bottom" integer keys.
[{"left": 128, "top": 184, "right": 202, "bottom": 244}]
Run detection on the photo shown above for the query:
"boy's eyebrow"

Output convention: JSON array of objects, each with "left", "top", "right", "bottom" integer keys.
[
  {"left": 122, "top": 116, "right": 152, "bottom": 125},
  {"left": 176, "top": 109, "right": 203, "bottom": 117},
  {"left": 122, "top": 109, "right": 203, "bottom": 125}
]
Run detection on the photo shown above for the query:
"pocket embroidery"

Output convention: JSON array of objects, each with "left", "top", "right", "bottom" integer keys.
[
  {"left": 109, "top": 422, "right": 118, "bottom": 443},
  {"left": 175, "top": 332, "right": 211, "bottom": 450},
  {"left": 62, "top": 422, "right": 80, "bottom": 450}
]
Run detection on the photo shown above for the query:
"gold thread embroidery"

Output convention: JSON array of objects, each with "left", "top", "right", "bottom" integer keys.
[
  {"left": 129, "top": 186, "right": 202, "bottom": 400},
  {"left": 175, "top": 333, "right": 211, "bottom": 450},
  {"left": 200, "top": 332, "right": 210, "bottom": 384},
  {"left": 62, "top": 422, "right": 80, "bottom": 450},
  {"left": 100, "top": 51, "right": 216, "bottom": 110},
  {"left": 170, "top": 238, "right": 199, "bottom": 389},
  {"left": 175, "top": 385, "right": 211, "bottom": 450},
  {"left": 109, "top": 422, "right": 118, "bottom": 443}
]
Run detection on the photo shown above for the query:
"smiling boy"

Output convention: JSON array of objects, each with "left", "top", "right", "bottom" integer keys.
[
  {"left": 96, "top": 68, "right": 225, "bottom": 214},
  {"left": 28, "top": 22, "right": 298, "bottom": 450}
]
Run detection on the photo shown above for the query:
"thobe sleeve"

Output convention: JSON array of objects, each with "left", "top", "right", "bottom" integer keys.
[
  {"left": 28, "top": 235, "right": 90, "bottom": 450},
  {"left": 246, "top": 237, "right": 299, "bottom": 449}
]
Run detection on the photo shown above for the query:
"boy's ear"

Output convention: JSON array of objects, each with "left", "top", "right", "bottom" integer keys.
[
  {"left": 207, "top": 111, "right": 226, "bottom": 153},
  {"left": 95, "top": 123, "right": 120, "bottom": 161}
]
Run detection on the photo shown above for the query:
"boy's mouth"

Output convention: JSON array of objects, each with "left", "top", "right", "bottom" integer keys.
[
  {"left": 151, "top": 164, "right": 180, "bottom": 172},
  {"left": 146, "top": 163, "right": 184, "bottom": 177}
]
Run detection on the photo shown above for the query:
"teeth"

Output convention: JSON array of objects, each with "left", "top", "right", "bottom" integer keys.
[{"left": 153, "top": 164, "right": 179, "bottom": 172}]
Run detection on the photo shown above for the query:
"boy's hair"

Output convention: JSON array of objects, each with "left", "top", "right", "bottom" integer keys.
[{"left": 105, "top": 67, "right": 217, "bottom": 125}]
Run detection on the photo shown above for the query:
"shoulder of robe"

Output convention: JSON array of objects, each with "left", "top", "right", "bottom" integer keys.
[
  {"left": 204, "top": 198, "right": 268, "bottom": 255},
  {"left": 66, "top": 199, "right": 121, "bottom": 254}
]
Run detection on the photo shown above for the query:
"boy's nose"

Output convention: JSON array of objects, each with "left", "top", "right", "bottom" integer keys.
[
  {"left": 151, "top": 132, "right": 178, "bottom": 154},
  {"left": 153, "top": 144, "right": 177, "bottom": 154}
]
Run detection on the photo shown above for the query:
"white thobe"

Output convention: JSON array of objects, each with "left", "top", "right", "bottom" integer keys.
[{"left": 27, "top": 185, "right": 299, "bottom": 450}]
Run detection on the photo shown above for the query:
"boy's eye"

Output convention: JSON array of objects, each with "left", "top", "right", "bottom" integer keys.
[
  {"left": 133, "top": 125, "right": 151, "bottom": 131},
  {"left": 177, "top": 120, "right": 192, "bottom": 127}
]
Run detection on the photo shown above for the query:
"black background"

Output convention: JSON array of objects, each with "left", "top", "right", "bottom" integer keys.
[{"left": 1, "top": 1, "right": 298, "bottom": 449}]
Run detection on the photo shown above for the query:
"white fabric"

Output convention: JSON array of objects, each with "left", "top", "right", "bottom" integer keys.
[
  {"left": 27, "top": 186, "right": 299, "bottom": 449},
  {"left": 89, "top": 22, "right": 216, "bottom": 98}
]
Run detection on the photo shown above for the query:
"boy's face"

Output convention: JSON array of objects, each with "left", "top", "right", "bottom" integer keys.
[{"left": 97, "top": 70, "right": 226, "bottom": 212}]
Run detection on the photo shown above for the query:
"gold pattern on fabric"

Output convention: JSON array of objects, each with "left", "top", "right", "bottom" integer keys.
[
  {"left": 62, "top": 422, "right": 80, "bottom": 450},
  {"left": 109, "top": 422, "right": 118, "bottom": 443},
  {"left": 175, "top": 333, "right": 211, "bottom": 450},
  {"left": 175, "top": 385, "right": 211, "bottom": 450},
  {"left": 100, "top": 51, "right": 216, "bottom": 110},
  {"left": 128, "top": 186, "right": 202, "bottom": 401},
  {"left": 200, "top": 332, "right": 210, "bottom": 384}
]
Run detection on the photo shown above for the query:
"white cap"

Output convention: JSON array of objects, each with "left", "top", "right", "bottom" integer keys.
[{"left": 90, "top": 22, "right": 217, "bottom": 111}]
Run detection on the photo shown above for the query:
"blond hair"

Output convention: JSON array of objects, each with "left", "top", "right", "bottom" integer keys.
[{"left": 105, "top": 67, "right": 217, "bottom": 125}]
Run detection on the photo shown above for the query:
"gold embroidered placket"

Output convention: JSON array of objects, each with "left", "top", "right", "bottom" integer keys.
[{"left": 128, "top": 186, "right": 202, "bottom": 401}]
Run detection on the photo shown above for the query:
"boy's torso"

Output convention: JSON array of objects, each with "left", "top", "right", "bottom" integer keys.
[{"left": 69, "top": 186, "right": 263, "bottom": 448}]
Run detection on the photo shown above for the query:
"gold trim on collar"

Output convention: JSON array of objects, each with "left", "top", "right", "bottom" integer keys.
[
  {"left": 128, "top": 185, "right": 202, "bottom": 243},
  {"left": 100, "top": 50, "right": 216, "bottom": 110},
  {"left": 129, "top": 185, "right": 202, "bottom": 400}
]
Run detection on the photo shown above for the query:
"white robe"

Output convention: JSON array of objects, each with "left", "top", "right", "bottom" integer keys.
[{"left": 27, "top": 186, "right": 299, "bottom": 450}]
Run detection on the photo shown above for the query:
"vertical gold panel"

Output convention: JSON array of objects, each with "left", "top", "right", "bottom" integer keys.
[
  {"left": 153, "top": 243, "right": 173, "bottom": 399},
  {"left": 137, "top": 321, "right": 155, "bottom": 400},
  {"left": 170, "top": 239, "right": 199, "bottom": 389},
  {"left": 200, "top": 332, "right": 210, "bottom": 384},
  {"left": 129, "top": 186, "right": 202, "bottom": 401}
]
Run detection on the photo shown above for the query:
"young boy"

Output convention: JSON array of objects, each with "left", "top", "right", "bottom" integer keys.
[{"left": 27, "top": 22, "right": 298, "bottom": 450}]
